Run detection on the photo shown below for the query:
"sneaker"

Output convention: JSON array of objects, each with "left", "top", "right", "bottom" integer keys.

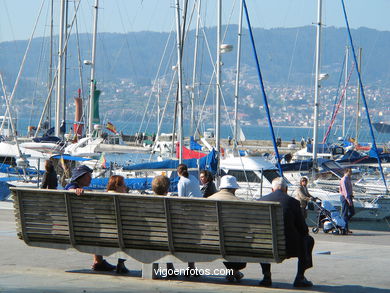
[
  {"left": 293, "top": 276, "right": 313, "bottom": 288},
  {"left": 259, "top": 277, "right": 272, "bottom": 287},
  {"left": 234, "top": 271, "right": 244, "bottom": 282},
  {"left": 226, "top": 274, "right": 235, "bottom": 282},
  {"left": 116, "top": 259, "right": 129, "bottom": 274},
  {"left": 92, "top": 260, "right": 116, "bottom": 272}
]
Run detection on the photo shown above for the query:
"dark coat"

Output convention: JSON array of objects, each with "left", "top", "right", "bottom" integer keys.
[
  {"left": 201, "top": 181, "right": 217, "bottom": 198},
  {"left": 259, "top": 189, "right": 309, "bottom": 258},
  {"left": 40, "top": 171, "right": 58, "bottom": 189}
]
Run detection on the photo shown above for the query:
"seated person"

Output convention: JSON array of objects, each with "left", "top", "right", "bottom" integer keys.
[
  {"left": 151, "top": 175, "right": 176, "bottom": 278},
  {"left": 199, "top": 170, "right": 217, "bottom": 198},
  {"left": 106, "top": 175, "right": 129, "bottom": 274},
  {"left": 65, "top": 165, "right": 116, "bottom": 272},
  {"left": 208, "top": 175, "right": 246, "bottom": 282},
  {"left": 258, "top": 177, "right": 314, "bottom": 288}
]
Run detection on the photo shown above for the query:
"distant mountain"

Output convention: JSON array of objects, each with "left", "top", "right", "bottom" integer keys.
[{"left": 1, "top": 25, "right": 390, "bottom": 97}]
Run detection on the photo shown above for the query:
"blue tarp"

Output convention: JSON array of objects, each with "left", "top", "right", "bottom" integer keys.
[
  {"left": 88, "top": 177, "right": 153, "bottom": 190},
  {"left": 51, "top": 155, "right": 92, "bottom": 161},
  {"left": 0, "top": 181, "right": 10, "bottom": 201},
  {"left": 190, "top": 136, "right": 203, "bottom": 151},
  {"left": 122, "top": 149, "right": 218, "bottom": 174},
  {"left": 0, "top": 164, "right": 44, "bottom": 176},
  {"left": 88, "top": 176, "right": 180, "bottom": 192}
]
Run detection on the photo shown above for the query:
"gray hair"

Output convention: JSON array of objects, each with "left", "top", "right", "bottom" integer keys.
[{"left": 271, "top": 177, "right": 288, "bottom": 191}]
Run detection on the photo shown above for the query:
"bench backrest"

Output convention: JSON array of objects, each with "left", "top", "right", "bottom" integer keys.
[{"left": 12, "top": 187, "right": 286, "bottom": 263}]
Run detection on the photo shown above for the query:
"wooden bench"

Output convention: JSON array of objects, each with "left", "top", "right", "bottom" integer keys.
[{"left": 11, "top": 187, "right": 286, "bottom": 279}]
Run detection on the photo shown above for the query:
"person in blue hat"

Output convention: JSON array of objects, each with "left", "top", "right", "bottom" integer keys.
[{"left": 65, "top": 165, "right": 116, "bottom": 272}]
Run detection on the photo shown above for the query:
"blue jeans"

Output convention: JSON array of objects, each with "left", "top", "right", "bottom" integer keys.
[{"left": 340, "top": 196, "right": 355, "bottom": 231}]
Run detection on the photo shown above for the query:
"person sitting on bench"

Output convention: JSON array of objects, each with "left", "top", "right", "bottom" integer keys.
[
  {"left": 258, "top": 177, "right": 314, "bottom": 288},
  {"left": 65, "top": 165, "right": 116, "bottom": 272}
]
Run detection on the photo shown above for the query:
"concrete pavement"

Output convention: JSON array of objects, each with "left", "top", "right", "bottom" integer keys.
[{"left": 1, "top": 204, "right": 390, "bottom": 293}]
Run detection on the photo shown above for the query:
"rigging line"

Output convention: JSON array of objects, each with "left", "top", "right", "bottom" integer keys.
[
  {"left": 35, "top": 0, "right": 83, "bottom": 136},
  {"left": 1, "top": 0, "right": 17, "bottom": 49},
  {"left": 242, "top": 0, "right": 283, "bottom": 177},
  {"left": 221, "top": 0, "right": 238, "bottom": 43},
  {"left": 135, "top": 24, "right": 175, "bottom": 135},
  {"left": 340, "top": 0, "right": 388, "bottom": 193},
  {"left": 138, "top": 35, "right": 177, "bottom": 136},
  {"left": 328, "top": 52, "right": 347, "bottom": 128},
  {"left": 29, "top": 3, "right": 51, "bottom": 127},
  {"left": 0, "top": 0, "right": 46, "bottom": 133},
  {"left": 113, "top": 1, "right": 141, "bottom": 80},
  {"left": 73, "top": 1, "right": 87, "bottom": 131},
  {"left": 322, "top": 62, "right": 354, "bottom": 143}
]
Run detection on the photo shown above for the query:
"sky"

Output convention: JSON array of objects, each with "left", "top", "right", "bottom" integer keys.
[{"left": 1, "top": 0, "right": 390, "bottom": 42}]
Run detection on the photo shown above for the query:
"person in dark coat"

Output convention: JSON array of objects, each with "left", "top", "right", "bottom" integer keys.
[
  {"left": 40, "top": 160, "right": 58, "bottom": 189},
  {"left": 258, "top": 177, "right": 314, "bottom": 288},
  {"left": 65, "top": 165, "right": 116, "bottom": 272},
  {"left": 199, "top": 170, "right": 217, "bottom": 198}
]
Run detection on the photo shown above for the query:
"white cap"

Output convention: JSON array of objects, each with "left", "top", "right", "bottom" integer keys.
[{"left": 219, "top": 175, "right": 240, "bottom": 189}]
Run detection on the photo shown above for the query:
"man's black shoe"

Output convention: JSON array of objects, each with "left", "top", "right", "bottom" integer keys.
[
  {"left": 293, "top": 277, "right": 313, "bottom": 288},
  {"left": 259, "top": 277, "right": 272, "bottom": 287}
]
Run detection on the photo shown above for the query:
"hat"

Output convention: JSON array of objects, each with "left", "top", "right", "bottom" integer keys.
[
  {"left": 219, "top": 175, "right": 240, "bottom": 189},
  {"left": 70, "top": 165, "right": 93, "bottom": 182}
]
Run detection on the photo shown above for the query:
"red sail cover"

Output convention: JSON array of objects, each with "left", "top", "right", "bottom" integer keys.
[
  {"left": 176, "top": 143, "right": 206, "bottom": 159},
  {"left": 73, "top": 97, "right": 83, "bottom": 136}
]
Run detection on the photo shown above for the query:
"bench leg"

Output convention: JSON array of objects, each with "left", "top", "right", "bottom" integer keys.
[{"left": 142, "top": 263, "right": 159, "bottom": 279}]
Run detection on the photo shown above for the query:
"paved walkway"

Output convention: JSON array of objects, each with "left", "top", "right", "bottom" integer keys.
[{"left": 1, "top": 206, "right": 390, "bottom": 293}]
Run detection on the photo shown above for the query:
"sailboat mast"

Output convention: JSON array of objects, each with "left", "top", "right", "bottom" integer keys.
[
  {"left": 312, "top": 0, "right": 323, "bottom": 168},
  {"left": 355, "top": 48, "right": 362, "bottom": 142},
  {"left": 88, "top": 0, "right": 99, "bottom": 136},
  {"left": 63, "top": 0, "right": 69, "bottom": 127},
  {"left": 215, "top": 0, "right": 222, "bottom": 157},
  {"left": 48, "top": 0, "right": 54, "bottom": 129},
  {"left": 55, "top": 0, "right": 66, "bottom": 137},
  {"left": 175, "top": 0, "right": 184, "bottom": 162},
  {"left": 342, "top": 45, "right": 348, "bottom": 138},
  {"left": 190, "top": 0, "right": 201, "bottom": 138},
  {"left": 233, "top": 0, "right": 243, "bottom": 152}
]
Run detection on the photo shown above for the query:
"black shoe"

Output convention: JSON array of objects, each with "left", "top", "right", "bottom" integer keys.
[
  {"left": 92, "top": 259, "right": 116, "bottom": 271},
  {"left": 293, "top": 276, "right": 313, "bottom": 288},
  {"left": 259, "top": 277, "right": 272, "bottom": 287},
  {"left": 116, "top": 259, "right": 129, "bottom": 274},
  {"left": 234, "top": 271, "right": 244, "bottom": 282}
]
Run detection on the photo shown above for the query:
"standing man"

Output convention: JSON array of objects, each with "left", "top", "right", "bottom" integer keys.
[
  {"left": 339, "top": 168, "right": 355, "bottom": 234},
  {"left": 258, "top": 177, "right": 314, "bottom": 288}
]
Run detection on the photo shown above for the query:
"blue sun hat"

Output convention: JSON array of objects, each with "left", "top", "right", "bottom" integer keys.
[{"left": 70, "top": 165, "right": 93, "bottom": 182}]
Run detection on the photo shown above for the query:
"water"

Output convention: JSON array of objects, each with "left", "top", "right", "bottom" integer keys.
[{"left": 16, "top": 118, "right": 390, "bottom": 145}]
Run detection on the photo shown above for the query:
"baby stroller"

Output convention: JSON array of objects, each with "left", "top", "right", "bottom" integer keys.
[{"left": 311, "top": 198, "right": 346, "bottom": 235}]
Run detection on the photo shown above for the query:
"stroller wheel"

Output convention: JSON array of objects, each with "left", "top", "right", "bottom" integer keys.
[{"left": 312, "top": 227, "right": 319, "bottom": 234}]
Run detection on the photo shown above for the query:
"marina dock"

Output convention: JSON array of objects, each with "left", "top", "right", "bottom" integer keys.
[{"left": 1, "top": 203, "right": 389, "bottom": 293}]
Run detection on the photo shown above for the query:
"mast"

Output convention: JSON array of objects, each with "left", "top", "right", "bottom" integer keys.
[
  {"left": 175, "top": 0, "right": 184, "bottom": 162},
  {"left": 355, "top": 48, "right": 362, "bottom": 142},
  {"left": 190, "top": 0, "right": 201, "bottom": 138},
  {"left": 342, "top": 46, "right": 348, "bottom": 138},
  {"left": 312, "top": 0, "right": 323, "bottom": 171},
  {"left": 63, "top": 0, "right": 69, "bottom": 127},
  {"left": 55, "top": 0, "right": 66, "bottom": 137},
  {"left": 88, "top": 0, "right": 99, "bottom": 136},
  {"left": 233, "top": 0, "right": 243, "bottom": 152},
  {"left": 215, "top": 0, "right": 222, "bottom": 158},
  {"left": 47, "top": 0, "right": 54, "bottom": 129}
]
